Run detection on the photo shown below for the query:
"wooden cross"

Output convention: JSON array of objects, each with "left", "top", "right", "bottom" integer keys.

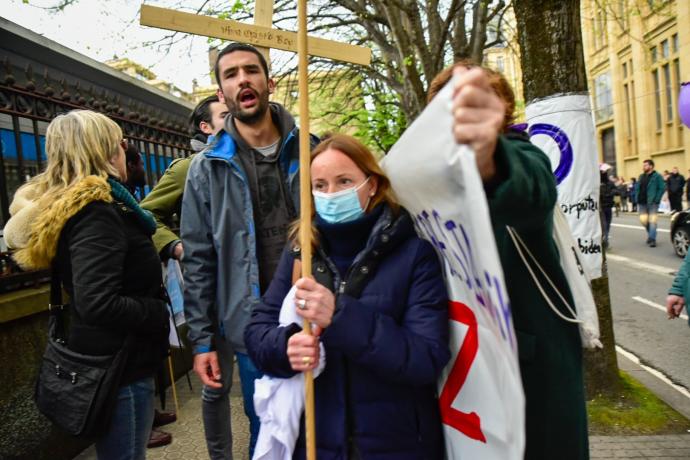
[
  {"left": 140, "top": 4, "right": 371, "bottom": 66},
  {"left": 140, "top": 3, "right": 371, "bottom": 459},
  {"left": 252, "top": 0, "right": 274, "bottom": 64}
]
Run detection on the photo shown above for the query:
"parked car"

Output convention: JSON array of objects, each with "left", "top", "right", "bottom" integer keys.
[{"left": 671, "top": 210, "right": 690, "bottom": 257}]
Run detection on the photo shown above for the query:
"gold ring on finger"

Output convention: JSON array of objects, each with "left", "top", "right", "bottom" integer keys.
[{"left": 302, "top": 356, "right": 311, "bottom": 365}]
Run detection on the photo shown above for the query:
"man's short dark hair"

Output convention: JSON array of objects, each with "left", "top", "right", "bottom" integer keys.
[
  {"left": 189, "top": 95, "right": 220, "bottom": 140},
  {"left": 214, "top": 43, "right": 269, "bottom": 85},
  {"left": 125, "top": 143, "right": 140, "bottom": 165},
  {"left": 644, "top": 159, "right": 654, "bottom": 167}
]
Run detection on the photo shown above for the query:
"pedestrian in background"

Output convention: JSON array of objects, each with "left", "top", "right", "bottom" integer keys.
[
  {"left": 600, "top": 164, "right": 616, "bottom": 249},
  {"left": 667, "top": 166, "right": 686, "bottom": 213},
  {"left": 123, "top": 141, "right": 177, "bottom": 449},
  {"left": 629, "top": 177, "right": 638, "bottom": 212},
  {"left": 140, "top": 94, "right": 228, "bottom": 262},
  {"left": 140, "top": 94, "right": 229, "bottom": 451},
  {"left": 612, "top": 176, "right": 622, "bottom": 217},
  {"left": 4, "top": 110, "right": 169, "bottom": 460},
  {"left": 617, "top": 177, "right": 628, "bottom": 213},
  {"left": 637, "top": 159, "right": 666, "bottom": 247},
  {"left": 124, "top": 143, "right": 147, "bottom": 201}
]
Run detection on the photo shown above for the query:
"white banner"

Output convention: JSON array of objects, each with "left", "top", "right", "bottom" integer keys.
[
  {"left": 383, "top": 81, "right": 525, "bottom": 460},
  {"left": 526, "top": 94, "right": 602, "bottom": 279}
]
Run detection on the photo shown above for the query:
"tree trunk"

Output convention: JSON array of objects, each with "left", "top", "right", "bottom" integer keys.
[
  {"left": 514, "top": 0, "right": 621, "bottom": 397},
  {"left": 513, "top": 0, "right": 587, "bottom": 101}
]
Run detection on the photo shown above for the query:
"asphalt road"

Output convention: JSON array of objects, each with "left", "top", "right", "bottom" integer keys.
[{"left": 607, "top": 211, "right": 690, "bottom": 391}]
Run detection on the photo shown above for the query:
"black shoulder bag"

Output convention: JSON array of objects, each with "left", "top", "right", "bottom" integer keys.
[{"left": 34, "top": 263, "right": 133, "bottom": 438}]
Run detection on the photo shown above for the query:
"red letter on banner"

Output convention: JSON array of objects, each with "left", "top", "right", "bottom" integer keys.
[{"left": 439, "top": 300, "right": 486, "bottom": 443}]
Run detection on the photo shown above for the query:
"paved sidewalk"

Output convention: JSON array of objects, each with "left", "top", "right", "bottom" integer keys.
[
  {"left": 73, "top": 350, "right": 690, "bottom": 460},
  {"left": 587, "top": 351, "right": 690, "bottom": 459},
  {"left": 590, "top": 435, "right": 690, "bottom": 459}
]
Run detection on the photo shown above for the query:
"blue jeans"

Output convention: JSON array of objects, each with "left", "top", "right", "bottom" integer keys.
[
  {"left": 201, "top": 339, "right": 262, "bottom": 460},
  {"left": 602, "top": 206, "right": 612, "bottom": 243},
  {"left": 95, "top": 377, "right": 155, "bottom": 460},
  {"left": 639, "top": 203, "right": 659, "bottom": 241},
  {"left": 236, "top": 352, "right": 261, "bottom": 455}
]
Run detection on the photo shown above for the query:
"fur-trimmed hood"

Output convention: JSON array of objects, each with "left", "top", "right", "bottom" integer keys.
[{"left": 5, "top": 176, "right": 113, "bottom": 270}]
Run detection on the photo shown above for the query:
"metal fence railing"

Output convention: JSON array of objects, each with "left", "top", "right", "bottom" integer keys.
[{"left": 0, "top": 70, "right": 193, "bottom": 292}]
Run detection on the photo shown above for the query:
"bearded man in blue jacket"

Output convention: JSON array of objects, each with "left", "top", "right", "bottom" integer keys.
[{"left": 180, "top": 42, "right": 316, "bottom": 460}]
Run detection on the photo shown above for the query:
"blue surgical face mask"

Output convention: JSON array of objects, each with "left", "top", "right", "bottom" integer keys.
[{"left": 313, "top": 177, "right": 371, "bottom": 224}]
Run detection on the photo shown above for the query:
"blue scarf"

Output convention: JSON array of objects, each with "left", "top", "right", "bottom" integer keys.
[{"left": 107, "top": 177, "right": 157, "bottom": 235}]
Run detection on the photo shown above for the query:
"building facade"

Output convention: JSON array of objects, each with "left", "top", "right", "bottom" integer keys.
[
  {"left": 582, "top": 0, "right": 690, "bottom": 180},
  {"left": 484, "top": 43, "right": 525, "bottom": 121},
  {"left": 106, "top": 57, "right": 193, "bottom": 101}
]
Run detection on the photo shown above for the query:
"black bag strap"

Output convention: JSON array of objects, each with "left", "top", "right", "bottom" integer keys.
[{"left": 49, "top": 261, "right": 68, "bottom": 344}]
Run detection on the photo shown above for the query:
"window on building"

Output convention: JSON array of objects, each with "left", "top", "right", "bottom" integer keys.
[
  {"left": 594, "top": 72, "right": 613, "bottom": 122},
  {"left": 618, "top": 0, "right": 628, "bottom": 30},
  {"left": 672, "top": 34, "right": 679, "bottom": 53},
  {"left": 496, "top": 56, "right": 505, "bottom": 73},
  {"left": 621, "top": 58, "right": 637, "bottom": 148},
  {"left": 601, "top": 127, "right": 616, "bottom": 169},
  {"left": 631, "top": 79, "right": 637, "bottom": 131},
  {"left": 663, "top": 63, "right": 673, "bottom": 122},
  {"left": 650, "top": 46, "right": 657, "bottom": 63},
  {"left": 624, "top": 83, "right": 632, "bottom": 138},
  {"left": 597, "top": 9, "right": 606, "bottom": 47},
  {"left": 652, "top": 69, "right": 662, "bottom": 130},
  {"left": 674, "top": 59, "right": 681, "bottom": 125},
  {"left": 661, "top": 39, "right": 669, "bottom": 59}
]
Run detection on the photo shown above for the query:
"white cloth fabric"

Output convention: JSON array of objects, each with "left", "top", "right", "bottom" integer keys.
[{"left": 252, "top": 285, "right": 325, "bottom": 460}]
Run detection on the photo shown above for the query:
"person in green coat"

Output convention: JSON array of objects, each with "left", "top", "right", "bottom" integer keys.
[
  {"left": 428, "top": 63, "right": 588, "bottom": 460},
  {"left": 636, "top": 159, "right": 666, "bottom": 248},
  {"left": 667, "top": 253, "right": 690, "bottom": 325},
  {"left": 140, "top": 95, "right": 227, "bottom": 259}
]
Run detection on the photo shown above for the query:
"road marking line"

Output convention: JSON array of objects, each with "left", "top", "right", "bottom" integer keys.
[
  {"left": 616, "top": 345, "right": 690, "bottom": 400},
  {"left": 606, "top": 254, "right": 675, "bottom": 277},
  {"left": 632, "top": 295, "right": 689, "bottom": 320},
  {"left": 611, "top": 223, "right": 670, "bottom": 233}
]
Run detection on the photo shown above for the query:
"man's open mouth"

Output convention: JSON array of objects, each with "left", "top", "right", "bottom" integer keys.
[{"left": 239, "top": 89, "right": 258, "bottom": 106}]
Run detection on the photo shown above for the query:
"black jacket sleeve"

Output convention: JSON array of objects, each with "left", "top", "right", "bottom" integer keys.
[{"left": 68, "top": 202, "right": 167, "bottom": 333}]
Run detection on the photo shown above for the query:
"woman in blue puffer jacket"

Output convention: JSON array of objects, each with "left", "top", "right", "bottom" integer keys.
[{"left": 245, "top": 134, "right": 450, "bottom": 460}]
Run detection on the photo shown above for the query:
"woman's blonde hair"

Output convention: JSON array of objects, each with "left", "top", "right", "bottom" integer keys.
[
  {"left": 20, "top": 110, "right": 123, "bottom": 205},
  {"left": 289, "top": 133, "right": 399, "bottom": 249}
]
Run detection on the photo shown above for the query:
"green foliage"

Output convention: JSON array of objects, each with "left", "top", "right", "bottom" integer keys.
[
  {"left": 587, "top": 371, "right": 690, "bottom": 435},
  {"left": 352, "top": 100, "right": 407, "bottom": 156},
  {"left": 231, "top": 0, "right": 246, "bottom": 14}
]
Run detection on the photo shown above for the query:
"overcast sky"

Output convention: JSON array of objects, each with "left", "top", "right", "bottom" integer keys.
[{"left": 3, "top": 0, "right": 220, "bottom": 93}]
